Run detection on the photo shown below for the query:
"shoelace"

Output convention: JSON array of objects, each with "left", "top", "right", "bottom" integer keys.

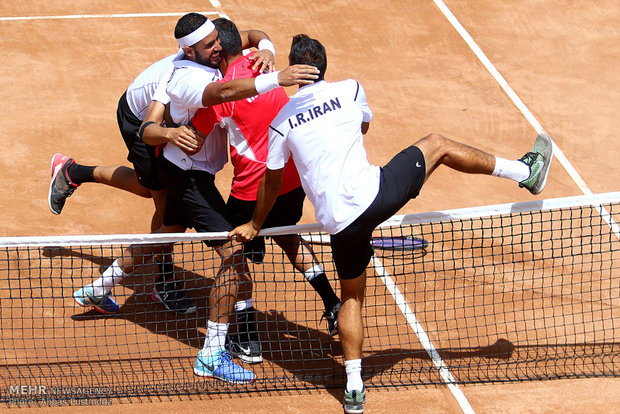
[
  {"left": 321, "top": 310, "right": 335, "bottom": 321},
  {"left": 60, "top": 185, "right": 77, "bottom": 197},
  {"left": 519, "top": 152, "right": 538, "bottom": 165},
  {"left": 219, "top": 352, "right": 234, "bottom": 363}
]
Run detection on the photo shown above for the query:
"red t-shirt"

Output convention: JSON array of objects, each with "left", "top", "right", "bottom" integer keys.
[{"left": 192, "top": 54, "right": 301, "bottom": 201}]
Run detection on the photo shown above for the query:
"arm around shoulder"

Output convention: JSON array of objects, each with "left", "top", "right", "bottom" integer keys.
[{"left": 201, "top": 65, "right": 320, "bottom": 107}]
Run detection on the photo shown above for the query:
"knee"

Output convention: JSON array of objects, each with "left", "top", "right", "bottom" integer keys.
[
  {"left": 340, "top": 276, "right": 366, "bottom": 301},
  {"left": 414, "top": 133, "right": 452, "bottom": 163},
  {"left": 419, "top": 133, "right": 448, "bottom": 146}
]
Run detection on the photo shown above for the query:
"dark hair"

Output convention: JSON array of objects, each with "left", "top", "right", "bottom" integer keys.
[
  {"left": 174, "top": 12, "right": 208, "bottom": 39},
  {"left": 288, "top": 34, "right": 326, "bottom": 81},
  {"left": 213, "top": 18, "right": 242, "bottom": 57}
]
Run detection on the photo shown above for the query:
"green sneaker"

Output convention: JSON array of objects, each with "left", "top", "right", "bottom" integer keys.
[
  {"left": 343, "top": 388, "right": 366, "bottom": 414},
  {"left": 518, "top": 133, "right": 553, "bottom": 195}
]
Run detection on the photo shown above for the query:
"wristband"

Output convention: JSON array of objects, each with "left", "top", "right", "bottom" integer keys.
[
  {"left": 257, "top": 39, "right": 276, "bottom": 56},
  {"left": 254, "top": 71, "right": 280, "bottom": 94},
  {"left": 138, "top": 121, "right": 156, "bottom": 140}
]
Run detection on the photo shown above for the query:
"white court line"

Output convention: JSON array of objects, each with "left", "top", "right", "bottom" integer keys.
[
  {"left": 0, "top": 11, "right": 218, "bottom": 21},
  {"left": 432, "top": 0, "right": 593, "bottom": 197},
  {"left": 432, "top": 0, "right": 620, "bottom": 240},
  {"left": 372, "top": 256, "right": 476, "bottom": 414}
]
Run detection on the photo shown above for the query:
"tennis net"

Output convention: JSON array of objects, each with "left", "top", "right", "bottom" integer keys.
[{"left": 0, "top": 192, "right": 618, "bottom": 405}]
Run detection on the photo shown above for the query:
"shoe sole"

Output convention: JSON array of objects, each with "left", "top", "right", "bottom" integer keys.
[
  {"left": 344, "top": 395, "right": 366, "bottom": 413},
  {"left": 73, "top": 295, "right": 91, "bottom": 308},
  {"left": 229, "top": 351, "right": 263, "bottom": 364},
  {"left": 48, "top": 153, "right": 65, "bottom": 215},
  {"left": 193, "top": 367, "right": 256, "bottom": 384},
  {"left": 151, "top": 288, "right": 197, "bottom": 314},
  {"left": 73, "top": 295, "right": 118, "bottom": 314},
  {"left": 530, "top": 133, "right": 554, "bottom": 195},
  {"left": 226, "top": 342, "right": 264, "bottom": 364}
]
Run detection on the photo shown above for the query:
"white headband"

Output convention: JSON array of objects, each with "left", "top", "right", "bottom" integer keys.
[{"left": 177, "top": 20, "right": 216, "bottom": 48}]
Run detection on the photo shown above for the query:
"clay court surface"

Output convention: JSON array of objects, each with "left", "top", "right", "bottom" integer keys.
[{"left": 0, "top": 0, "right": 618, "bottom": 412}]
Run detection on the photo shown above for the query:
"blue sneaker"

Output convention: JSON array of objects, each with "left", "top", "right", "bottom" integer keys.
[
  {"left": 73, "top": 284, "right": 119, "bottom": 314},
  {"left": 194, "top": 349, "right": 256, "bottom": 384}
]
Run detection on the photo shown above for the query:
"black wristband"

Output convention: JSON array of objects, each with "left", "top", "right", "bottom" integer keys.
[{"left": 138, "top": 121, "right": 156, "bottom": 140}]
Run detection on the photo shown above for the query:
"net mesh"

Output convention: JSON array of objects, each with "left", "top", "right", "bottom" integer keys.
[{"left": 1, "top": 192, "right": 618, "bottom": 404}]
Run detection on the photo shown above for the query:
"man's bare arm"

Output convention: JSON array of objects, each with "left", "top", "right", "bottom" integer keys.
[
  {"left": 139, "top": 101, "right": 203, "bottom": 154},
  {"left": 239, "top": 29, "right": 269, "bottom": 49},
  {"left": 239, "top": 29, "right": 275, "bottom": 72},
  {"left": 229, "top": 168, "right": 284, "bottom": 242},
  {"left": 201, "top": 64, "right": 319, "bottom": 107}
]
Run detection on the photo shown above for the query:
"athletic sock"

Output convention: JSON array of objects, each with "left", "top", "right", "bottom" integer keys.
[
  {"left": 307, "top": 271, "right": 340, "bottom": 310},
  {"left": 157, "top": 260, "right": 175, "bottom": 284},
  {"left": 235, "top": 299, "right": 253, "bottom": 312},
  {"left": 234, "top": 303, "right": 258, "bottom": 342},
  {"left": 91, "top": 259, "right": 125, "bottom": 296},
  {"left": 345, "top": 359, "right": 364, "bottom": 392},
  {"left": 202, "top": 320, "right": 229, "bottom": 357},
  {"left": 66, "top": 163, "right": 96, "bottom": 185},
  {"left": 492, "top": 157, "right": 530, "bottom": 182}
]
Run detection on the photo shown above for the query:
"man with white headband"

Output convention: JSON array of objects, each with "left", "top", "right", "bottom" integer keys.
[
  {"left": 138, "top": 13, "right": 320, "bottom": 384},
  {"left": 67, "top": 15, "right": 288, "bottom": 316}
]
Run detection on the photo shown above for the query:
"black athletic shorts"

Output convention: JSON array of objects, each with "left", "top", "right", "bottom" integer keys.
[
  {"left": 227, "top": 186, "right": 305, "bottom": 263},
  {"left": 116, "top": 92, "right": 164, "bottom": 191},
  {"left": 158, "top": 156, "right": 232, "bottom": 246},
  {"left": 331, "top": 145, "right": 426, "bottom": 279}
]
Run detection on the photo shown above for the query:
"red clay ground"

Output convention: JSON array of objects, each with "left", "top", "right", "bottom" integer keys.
[{"left": 0, "top": 0, "right": 618, "bottom": 412}]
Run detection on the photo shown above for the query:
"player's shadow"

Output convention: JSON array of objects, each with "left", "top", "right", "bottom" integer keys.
[
  {"left": 42, "top": 245, "right": 116, "bottom": 273},
  {"left": 252, "top": 309, "right": 344, "bottom": 398},
  {"left": 69, "top": 265, "right": 210, "bottom": 349},
  {"left": 362, "top": 338, "right": 515, "bottom": 382},
  {"left": 57, "top": 246, "right": 515, "bottom": 397}
]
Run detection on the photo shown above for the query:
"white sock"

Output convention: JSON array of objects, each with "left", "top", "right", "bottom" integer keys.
[
  {"left": 492, "top": 157, "right": 530, "bottom": 182},
  {"left": 345, "top": 359, "right": 364, "bottom": 392},
  {"left": 202, "top": 320, "right": 229, "bottom": 356},
  {"left": 235, "top": 298, "right": 253, "bottom": 312},
  {"left": 90, "top": 259, "right": 125, "bottom": 297},
  {"left": 303, "top": 264, "right": 324, "bottom": 281}
]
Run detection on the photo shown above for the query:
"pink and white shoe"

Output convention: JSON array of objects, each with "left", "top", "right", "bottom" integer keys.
[{"left": 48, "top": 153, "right": 79, "bottom": 215}]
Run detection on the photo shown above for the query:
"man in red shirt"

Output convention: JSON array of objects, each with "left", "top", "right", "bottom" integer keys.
[{"left": 191, "top": 18, "right": 341, "bottom": 365}]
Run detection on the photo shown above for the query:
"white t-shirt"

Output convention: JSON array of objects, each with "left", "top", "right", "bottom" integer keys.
[
  {"left": 125, "top": 50, "right": 184, "bottom": 120},
  {"left": 163, "top": 59, "right": 228, "bottom": 173},
  {"left": 267, "top": 79, "right": 378, "bottom": 234}
]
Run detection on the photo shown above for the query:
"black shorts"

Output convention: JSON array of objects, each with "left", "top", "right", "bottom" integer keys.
[
  {"left": 227, "top": 186, "right": 305, "bottom": 263},
  {"left": 331, "top": 145, "right": 426, "bottom": 279},
  {"left": 116, "top": 92, "right": 164, "bottom": 191},
  {"left": 158, "top": 156, "right": 232, "bottom": 246}
]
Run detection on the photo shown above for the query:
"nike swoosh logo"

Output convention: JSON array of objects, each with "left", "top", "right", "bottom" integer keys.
[
  {"left": 534, "top": 160, "right": 544, "bottom": 171},
  {"left": 238, "top": 345, "right": 251, "bottom": 354},
  {"left": 201, "top": 361, "right": 215, "bottom": 371},
  {"left": 531, "top": 160, "right": 544, "bottom": 177}
]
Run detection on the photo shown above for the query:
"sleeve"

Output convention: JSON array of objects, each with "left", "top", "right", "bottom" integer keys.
[
  {"left": 151, "top": 67, "right": 174, "bottom": 105},
  {"left": 266, "top": 119, "right": 290, "bottom": 170},
  {"left": 152, "top": 79, "right": 171, "bottom": 105},
  {"left": 167, "top": 69, "right": 211, "bottom": 113},
  {"left": 191, "top": 106, "right": 222, "bottom": 136},
  {"left": 353, "top": 80, "right": 373, "bottom": 122}
]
